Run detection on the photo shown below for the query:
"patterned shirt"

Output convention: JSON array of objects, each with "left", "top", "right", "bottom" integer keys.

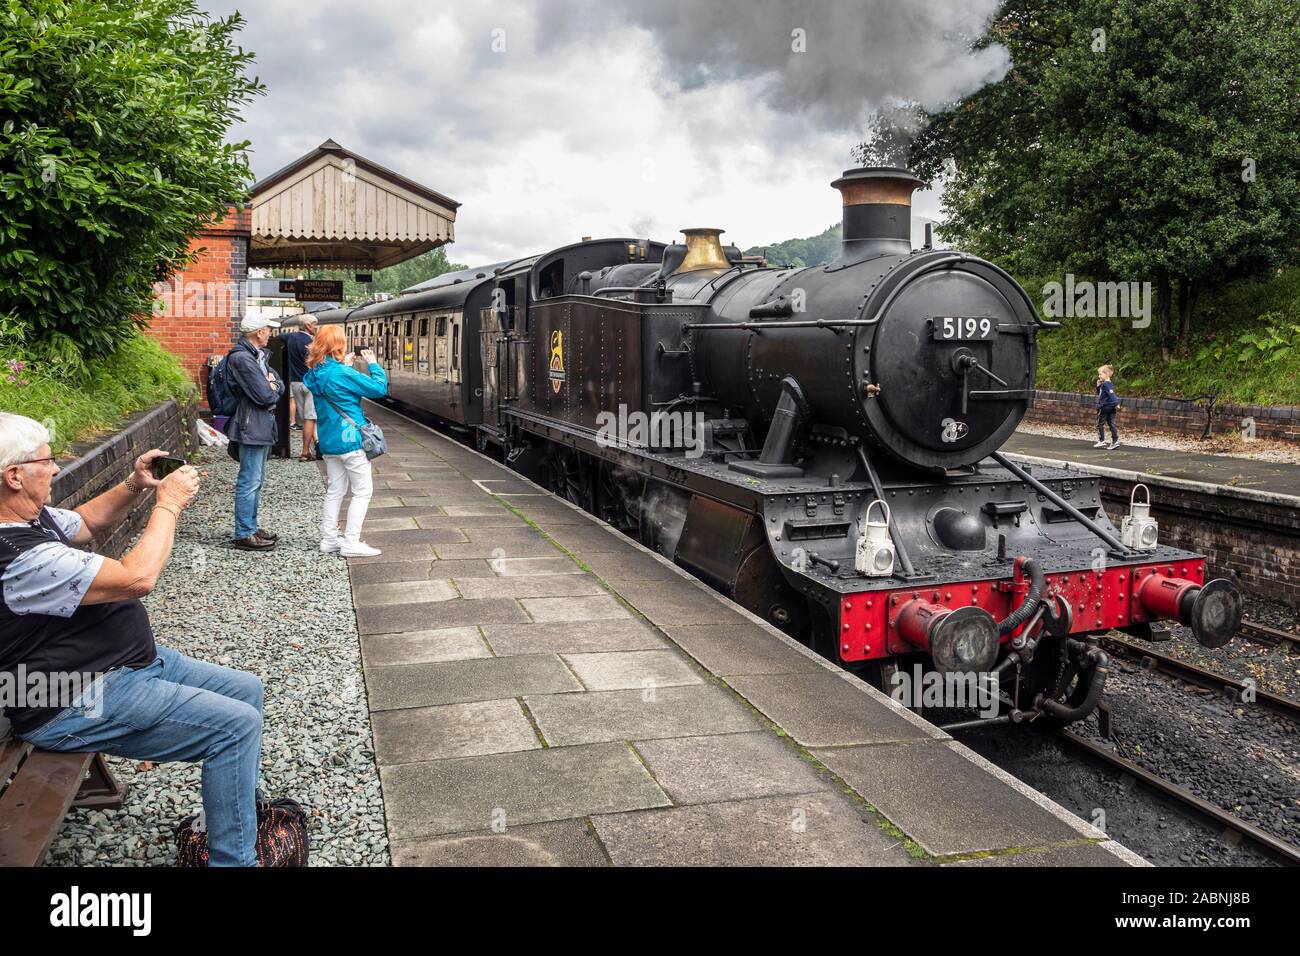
[{"left": 0, "top": 507, "right": 104, "bottom": 617}]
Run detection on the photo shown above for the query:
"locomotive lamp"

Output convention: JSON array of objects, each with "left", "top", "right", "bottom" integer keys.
[
  {"left": 856, "top": 500, "right": 895, "bottom": 576},
  {"left": 1121, "top": 484, "right": 1159, "bottom": 551}
]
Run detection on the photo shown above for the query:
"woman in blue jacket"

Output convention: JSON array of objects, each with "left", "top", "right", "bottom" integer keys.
[{"left": 302, "top": 326, "right": 389, "bottom": 557}]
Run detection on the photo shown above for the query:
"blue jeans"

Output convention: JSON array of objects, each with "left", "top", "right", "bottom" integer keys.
[
  {"left": 23, "top": 646, "right": 264, "bottom": 867},
  {"left": 234, "top": 442, "right": 271, "bottom": 540}
]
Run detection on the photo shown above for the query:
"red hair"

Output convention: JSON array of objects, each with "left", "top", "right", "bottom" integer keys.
[{"left": 307, "top": 325, "right": 345, "bottom": 368}]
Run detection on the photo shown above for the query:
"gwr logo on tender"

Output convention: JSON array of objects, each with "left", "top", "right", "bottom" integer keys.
[{"left": 548, "top": 330, "right": 565, "bottom": 394}]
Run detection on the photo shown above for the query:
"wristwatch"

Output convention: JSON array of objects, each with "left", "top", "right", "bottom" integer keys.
[{"left": 124, "top": 472, "right": 143, "bottom": 494}]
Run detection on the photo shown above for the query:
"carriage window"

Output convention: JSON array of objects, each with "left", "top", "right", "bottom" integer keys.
[
  {"left": 419, "top": 317, "right": 428, "bottom": 337},
  {"left": 451, "top": 323, "right": 460, "bottom": 370},
  {"left": 435, "top": 316, "right": 447, "bottom": 337}
]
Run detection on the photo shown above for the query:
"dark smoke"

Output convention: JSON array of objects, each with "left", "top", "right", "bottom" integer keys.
[{"left": 556, "top": 0, "right": 1009, "bottom": 136}]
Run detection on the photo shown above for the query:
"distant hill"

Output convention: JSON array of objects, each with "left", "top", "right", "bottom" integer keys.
[{"left": 744, "top": 223, "right": 841, "bottom": 268}]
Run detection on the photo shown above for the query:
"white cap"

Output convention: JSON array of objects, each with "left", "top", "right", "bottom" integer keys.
[{"left": 240, "top": 316, "right": 281, "bottom": 333}]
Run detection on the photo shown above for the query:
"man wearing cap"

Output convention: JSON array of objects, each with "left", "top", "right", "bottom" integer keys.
[{"left": 226, "top": 317, "right": 283, "bottom": 551}]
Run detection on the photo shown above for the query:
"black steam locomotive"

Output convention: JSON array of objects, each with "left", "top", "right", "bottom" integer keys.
[{"left": 316, "top": 166, "right": 1243, "bottom": 727}]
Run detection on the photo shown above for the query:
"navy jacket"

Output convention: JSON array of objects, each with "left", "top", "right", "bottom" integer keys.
[
  {"left": 225, "top": 338, "right": 283, "bottom": 446},
  {"left": 1096, "top": 379, "right": 1120, "bottom": 411}
]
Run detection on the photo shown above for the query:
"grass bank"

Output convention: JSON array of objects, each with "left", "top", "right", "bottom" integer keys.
[
  {"left": 1, "top": 329, "right": 194, "bottom": 455},
  {"left": 1029, "top": 267, "right": 1300, "bottom": 406}
]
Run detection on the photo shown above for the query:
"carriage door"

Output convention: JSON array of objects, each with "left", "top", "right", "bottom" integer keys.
[{"left": 480, "top": 304, "right": 505, "bottom": 426}]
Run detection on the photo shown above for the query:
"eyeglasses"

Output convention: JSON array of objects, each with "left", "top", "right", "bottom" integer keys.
[{"left": 8, "top": 457, "right": 56, "bottom": 467}]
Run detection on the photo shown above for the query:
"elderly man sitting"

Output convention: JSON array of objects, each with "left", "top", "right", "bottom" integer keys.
[{"left": 0, "top": 413, "right": 264, "bottom": 866}]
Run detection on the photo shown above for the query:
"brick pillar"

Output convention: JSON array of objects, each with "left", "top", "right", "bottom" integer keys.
[{"left": 147, "top": 205, "right": 252, "bottom": 406}]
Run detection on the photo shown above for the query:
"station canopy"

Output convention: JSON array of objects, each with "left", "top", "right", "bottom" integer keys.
[{"left": 248, "top": 139, "right": 459, "bottom": 271}]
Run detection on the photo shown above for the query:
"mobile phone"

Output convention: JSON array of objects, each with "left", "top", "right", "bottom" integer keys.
[
  {"left": 354, "top": 345, "right": 364, "bottom": 355},
  {"left": 150, "top": 456, "right": 187, "bottom": 481}
]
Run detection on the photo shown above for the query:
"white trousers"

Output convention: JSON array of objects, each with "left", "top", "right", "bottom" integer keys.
[{"left": 322, "top": 450, "right": 373, "bottom": 544}]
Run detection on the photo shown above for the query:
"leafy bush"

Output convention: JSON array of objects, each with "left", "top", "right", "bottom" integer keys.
[
  {"left": 0, "top": 1, "right": 263, "bottom": 355},
  {"left": 0, "top": 325, "right": 193, "bottom": 453}
]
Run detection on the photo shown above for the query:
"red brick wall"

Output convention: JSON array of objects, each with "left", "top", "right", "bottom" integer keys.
[
  {"left": 146, "top": 206, "right": 251, "bottom": 406},
  {"left": 1026, "top": 389, "right": 1300, "bottom": 444}
]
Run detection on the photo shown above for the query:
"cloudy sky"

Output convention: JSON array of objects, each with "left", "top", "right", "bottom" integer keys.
[{"left": 202, "top": 0, "right": 1008, "bottom": 266}]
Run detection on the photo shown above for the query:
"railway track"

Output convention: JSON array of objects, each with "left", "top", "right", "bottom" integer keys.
[
  {"left": 1101, "top": 634, "right": 1300, "bottom": 723},
  {"left": 1055, "top": 729, "right": 1300, "bottom": 867},
  {"left": 1239, "top": 619, "right": 1300, "bottom": 651}
]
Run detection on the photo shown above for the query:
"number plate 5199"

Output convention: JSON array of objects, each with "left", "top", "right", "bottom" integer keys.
[{"left": 933, "top": 316, "right": 998, "bottom": 340}]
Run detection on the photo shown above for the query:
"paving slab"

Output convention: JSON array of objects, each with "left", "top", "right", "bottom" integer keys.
[
  {"left": 381, "top": 742, "right": 669, "bottom": 840},
  {"left": 359, "top": 626, "right": 490, "bottom": 667},
  {"left": 520, "top": 594, "right": 632, "bottom": 622},
  {"left": 352, "top": 579, "right": 458, "bottom": 607},
  {"left": 346, "top": 560, "right": 437, "bottom": 586},
  {"left": 482, "top": 620, "right": 669, "bottom": 656},
  {"left": 453, "top": 574, "right": 606, "bottom": 599},
  {"left": 662, "top": 624, "right": 827, "bottom": 676},
  {"left": 457, "top": 525, "right": 552, "bottom": 543},
  {"left": 632, "top": 732, "right": 834, "bottom": 805},
  {"left": 592, "top": 792, "right": 916, "bottom": 867},
  {"left": 355, "top": 597, "right": 529, "bottom": 635},
  {"left": 814, "top": 740, "right": 1093, "bottom": 856},
  {"left": 492, "top": 557, "right": 585, "bottom": 576},
  {"left": 434, "top": 538, "right": 563, "bottom": 559},
  {"left": 727, "top": 671, "right": 942, "bottom": 747},
  {"left": 345, "top": 542, "right": 436, "bottom": 565},
  {"left": 390, "top": 819, "right": 609, "bottom": 867},
  {"left": 538, "top": 524, "right": 634, "bottom": 554},
  {"left": 1005, "top": 431, "right": 1300, "bottom": 500},
  {"left": 372, "top": 699, "right": 541, "bottom": 764},
  {"left": 414, "top": 513, "right": 527, "bottom": 530},
  {"left": 947, "top": 841, "right": 1136, "bottom": 867},
  {"left": 525, "top": 684, "right": 761, "bottom": 746},
  {"left": 367, "top": 654, "right": 583, "bottom": 710},
  {"left": 441, "top": 502, "right": 514, "bottom": 516},
  {"left": 572, "top": 548, "right": 687, "bottom": 583},
  {"left": 562, "top": 649, "right": 703, "bottom": 691},
  {"left": 361, "top": 528, "right": 471, "bottom": 546},
  {"left": 611, "top": 582, "right": 750, "bottom": 625}
]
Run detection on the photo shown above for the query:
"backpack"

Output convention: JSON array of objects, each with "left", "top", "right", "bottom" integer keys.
[
  {"left": 176, "top": 791, "right": 310, "bottom": 867},
  {"left": 207, "top": 350, "right": 240, "bottom": 417}
]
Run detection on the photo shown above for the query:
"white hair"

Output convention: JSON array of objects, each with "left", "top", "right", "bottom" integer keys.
[{"left": 0, "top": 413, "right": 51, "bottom": 469}]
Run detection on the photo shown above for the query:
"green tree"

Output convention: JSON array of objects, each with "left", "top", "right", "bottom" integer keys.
[
  {"left": 745, "top": 223, "right": 841, "bottom": 268},
  {"left": 341, "top": 247, "right": 468, "bottom": 302},
  {"left": 911, "top": 0, "right": 1300, "bottom": 354},
  {"left": 0, "top": 0, "right": 263, "bottom": 355}
]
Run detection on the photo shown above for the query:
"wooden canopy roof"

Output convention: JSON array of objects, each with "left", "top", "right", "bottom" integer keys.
[{"left": 248, "top": 140, "right": 459, "bottom": 270}]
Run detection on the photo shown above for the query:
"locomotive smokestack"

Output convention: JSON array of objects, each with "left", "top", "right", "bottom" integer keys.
[{"left": 831, "top": 167, "right": 922, "bottom": 263}]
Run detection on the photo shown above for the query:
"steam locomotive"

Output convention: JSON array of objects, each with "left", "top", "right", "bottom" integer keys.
[{"left": 314, "top": 166, "right": 1243, "bottom": 727}]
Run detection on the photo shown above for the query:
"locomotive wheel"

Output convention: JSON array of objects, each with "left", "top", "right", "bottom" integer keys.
[{"left": 546, "top": 448, "right": 590, "bottom": 508}]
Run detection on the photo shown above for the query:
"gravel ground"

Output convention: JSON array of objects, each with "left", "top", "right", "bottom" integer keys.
[
  {"left": 45, "top": 435, "right": 389, "bottom": 866},
  {"left": 1152, "top": 597, "right": 1300, "bottom": 702},
  {"left": 947, "top": 616, "right": 1300, "bottom": 866},
  {"left": 955, "top": 724, "right": 1281, "bottom": 866},
  {"left": 1019, "top": 421, "right": 1300, "bottom": 464},
  {"left": 1069, "top": 655, "right": 1300, "bottom": 846}
]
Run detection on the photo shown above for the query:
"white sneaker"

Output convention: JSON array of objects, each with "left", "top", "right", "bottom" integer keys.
[
  {"left": 1108, "top": 441, "right": 1121, "bottom": 449},
  {"left": 1093, "top": 441, "right": 1107, "bottom": 448},
  {"left": 320, "top": 539, "right": 341, "bottom": 554},
  {"left": 339, "top": 541, "right": 382, "bottom": 558}
]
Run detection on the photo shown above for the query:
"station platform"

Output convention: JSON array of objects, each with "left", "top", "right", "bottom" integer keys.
[
  {"left": 350, "top": 405, "right": 1144, "bottom": 866},
  {"left": 1004, "top": 433, "right": 1300, "bottom": 504}
]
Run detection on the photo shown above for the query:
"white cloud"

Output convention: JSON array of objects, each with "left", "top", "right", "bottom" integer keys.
[{"left": 204, "top": 0, "right": 991, "bottom": 265}]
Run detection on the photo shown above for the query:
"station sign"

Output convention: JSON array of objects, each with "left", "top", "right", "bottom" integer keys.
[{"left": 278, "top": 279, "right": 344, "bottom": 301}]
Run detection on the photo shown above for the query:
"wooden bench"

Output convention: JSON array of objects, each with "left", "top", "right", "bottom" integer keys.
[{"left": 0, "top": 735, "right": 126, "bottom": 867}]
